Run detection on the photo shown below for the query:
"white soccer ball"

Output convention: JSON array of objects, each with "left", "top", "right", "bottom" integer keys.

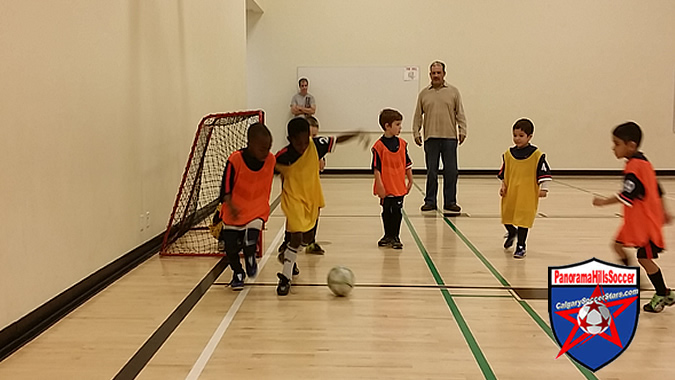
[
  {"left": 577, "top": 301, "right": 612, "bottom": 335},
  {"left": 327, "top": 266, "right": 355, "bottom": 297}
]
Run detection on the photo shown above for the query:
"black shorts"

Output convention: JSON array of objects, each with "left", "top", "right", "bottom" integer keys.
[{"left": 635, "top": 241, "right": 663, "bottom": 259}]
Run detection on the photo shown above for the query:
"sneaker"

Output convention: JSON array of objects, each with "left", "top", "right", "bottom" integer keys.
[
  {"left": 245, "top": 255, "right": 258, "bottom": 277},
  {"left": 503, "top": 233, "right": 516, "bottom": 249},
  {"left": 391, "top": 237, "right": 403, "bottom": 249},
  {"left": 420, "top": 203, "right": 436, "bottom": 212},
  {"left": 513, "top": 245, "right": 526, "bottom": 259},
  {"left": 230, "top": 272, "right": 245, "bottom": 291},
  {"left": 643, "top": 293, "right": 666, "bottom": 313},
  {"left": 664, "top": 289, "right": 675, "bottom": 307},
  {"left": 306, "top": 242, "right": 325, "bottom": 255},
  {"left": 276, "top": 273, "right": 291, "bottom": 296},
  {"left": 378, "top": 236, "right": 392, "bottom": 247},
  {"left": 443, "top": 203, "right": 462, "bottom": 213},
  {"left": 277, "top": 241, "right": 287, "bottom": 254},
  {"left": 276, "top": 252, "right": 300, "bottom": 276}
]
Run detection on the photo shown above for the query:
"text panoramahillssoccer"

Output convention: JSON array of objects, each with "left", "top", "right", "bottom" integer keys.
[{"left": 553, "top": 270, "right": 636, "bottom": 285}]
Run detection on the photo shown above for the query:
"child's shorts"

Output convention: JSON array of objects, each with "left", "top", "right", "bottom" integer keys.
[{"left": 617, "top": 240, "right": 664, "bottom": 259}]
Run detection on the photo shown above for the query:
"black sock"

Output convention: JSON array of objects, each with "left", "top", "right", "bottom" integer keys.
[
  {"left": 309, "top": 219, "right": 318, "bottom": 244},
  {"left": 386, "top": 197, "right": 403, "bottom": 238},
  {"left": 517, "top": 227, "right": 529, "bottom": 247},
  {"left": 648, "top": 270, "right": 668, "bottom": 296},
  {"left": 505, "top": 224, "right": 517, "bottom": 237},
  {"left": 391, "top": 208, "right": 402, "bottom": 238},
  {"left": 381, "top": 210, "right": 390, "bottom": 237}
]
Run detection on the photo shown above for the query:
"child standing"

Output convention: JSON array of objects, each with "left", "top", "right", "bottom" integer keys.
[
  {"left": 218, "top": 123, "right": 275, "bottom": 290},
  {"left": 498, "top": 118, "right": 551, "bottom": 258},
  {"left": 372, "top": 109, "right": 413, "bottom": 249},
  {"left": 275, "top": 117, "right": 365, "bottom": 296},
  {"left": 592, "top": 121, "right": 673, "bottom": 312}
]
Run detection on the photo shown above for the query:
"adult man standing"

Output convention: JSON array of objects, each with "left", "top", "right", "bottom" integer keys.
[
  {"left": 413, "top": 61, "right": 467, "bottom": 213},
  {"left": 290, "top": 77, "right": 316, "bottom": 118}
]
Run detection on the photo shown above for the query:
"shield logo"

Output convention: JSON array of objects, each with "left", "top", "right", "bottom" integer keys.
[{"left": 549, "top": 257, "right": 639, "bottom": 371}]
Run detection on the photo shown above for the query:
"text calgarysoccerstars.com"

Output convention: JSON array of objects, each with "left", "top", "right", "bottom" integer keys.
[{"left": 554, "top": 289, "right": 639, "bottom": 310}]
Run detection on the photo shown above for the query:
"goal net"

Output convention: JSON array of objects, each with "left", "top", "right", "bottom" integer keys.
[{"left": 160, "top": 111, "right": 264, "bottom": 256}]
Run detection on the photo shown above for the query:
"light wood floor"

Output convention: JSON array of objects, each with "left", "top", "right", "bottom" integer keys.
[{"left": 1, "top": 176, "right": 675, "bottom": 379}]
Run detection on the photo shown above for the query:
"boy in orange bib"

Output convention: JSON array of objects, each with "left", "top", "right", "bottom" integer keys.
[
  {"left": 593, "top": 122, "right": 672, "bottom": 312},
  {"left": 372, "top": 109, "right": 413, "bottom": 249},
  {"left": 218, "top": 123, "right": 275, "bottom": 290}
]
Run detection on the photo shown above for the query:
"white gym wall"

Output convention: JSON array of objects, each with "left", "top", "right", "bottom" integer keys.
[
  {"left": 247, "top": 0, "right": 675, "bottom": 170},
  {"left": 0, "top": 0, "right": 247, "bottom": 330}
]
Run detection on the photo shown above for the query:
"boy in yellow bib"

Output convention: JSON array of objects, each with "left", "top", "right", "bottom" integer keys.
[
  {"left": 275, "top": 117, "right": 365, "bottom": 295},
  {"left": 498, "top": 118, "right": 551, "bottom": 258},
  {"left": 277, "top": 116, "right": 326, "bottom": 255}
]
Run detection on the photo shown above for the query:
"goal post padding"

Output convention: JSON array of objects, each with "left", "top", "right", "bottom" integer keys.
[{"left": 160, "top": 111, "right": 265, "bottom": 257}]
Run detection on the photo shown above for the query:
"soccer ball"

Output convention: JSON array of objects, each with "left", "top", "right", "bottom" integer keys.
[
  {"left": 577, "top": 301, "right": 612, "bottom": 335},
  {"left": 327, "top": 266, "right": 355, "bottom": 297}
]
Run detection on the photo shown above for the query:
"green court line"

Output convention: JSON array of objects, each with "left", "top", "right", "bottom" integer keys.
[
  {"left": 442, "top": 215, "right": 598, "bottom": 379},
  {"left": 403, "top": 210, "right": 497, "bottom": 380},
  {"left": 411, "top": 183, "right": 598, "bottom": 379}
]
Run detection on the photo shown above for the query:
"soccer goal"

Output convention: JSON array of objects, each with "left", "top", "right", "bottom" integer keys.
[{"left": 160, "top": 111, "right": 265, "bottom": 256}]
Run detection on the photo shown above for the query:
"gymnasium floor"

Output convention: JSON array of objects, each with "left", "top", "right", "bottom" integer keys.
[{"left": 1, "top": 176, "right": 674, "bottom": 379}]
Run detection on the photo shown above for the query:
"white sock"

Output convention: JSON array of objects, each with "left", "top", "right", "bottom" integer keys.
[{"left": 282, "top": 247, "right": 297, "bottom": 279}]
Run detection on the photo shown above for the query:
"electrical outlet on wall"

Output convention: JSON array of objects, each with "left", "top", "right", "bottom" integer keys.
[
  {"left": 140, "top": 214, "right": 145, "bottom": 231},
  {"left": 145, "top": 211, "right": 150, "bottom": 229}
]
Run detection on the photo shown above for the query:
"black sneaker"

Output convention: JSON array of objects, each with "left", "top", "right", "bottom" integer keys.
[
  {"left": 391, "top": 237, "right": 403, "bottom": 249},
  {"left": 513, "top": 245, "right": 526, "bottom": 259},
  {"left": 306, "top": 242, "right": 325, "bottom": 255},
  {"left": 503, "top": 233, "right": 516, "bottom": 249},
  {"left": 443, "top": 203, "right": 461, "bottom": 213},
  {"left": 230, "top": 272, "right": 245, "bottom": 291},
  {"left": 420, "top": 203, "right": 436, "bottom": 212},
  {"left": 245, "top": 255, "right": 258, "bottom": 277},
  {"left": 276, "top": 273, "right": 291, "bottom": 296},
  {"left": 643, "top": 293, "right": 666, "bottom": 313},
  {"left": 378, "top": 236, "right": 392, "bottom": 247},
  {"left": 664, "top": 289, "right": 675, "bottom": 308}
]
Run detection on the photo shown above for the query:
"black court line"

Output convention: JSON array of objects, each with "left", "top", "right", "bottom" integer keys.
[
  {"left": 270, "top": 213, "right": 619, "bottom": 219},
  {"left": 113, "top": 194, "right": 280, "bottom": 380},
  {"left": 212, "top": 283, "right": 657, "bottom": 300},
  {"left": 437, "top": 214, "right": 619, "bottom": 219},
  {"left": 113, "top": 256, "right": 229, "bottom": 380},
  {"left": 553, "top": 179, "right": 606, "bottom": 197},
  {"left": 268, "top": 214, "right": 441, "bottom": 219},
  {"left": 213, "top": 282, "right": 519, "bottom": 290}
]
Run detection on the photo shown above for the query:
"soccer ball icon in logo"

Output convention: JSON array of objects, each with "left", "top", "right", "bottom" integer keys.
[{"left": 577, "top": 301, "right": 612, "bottom": 335}]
